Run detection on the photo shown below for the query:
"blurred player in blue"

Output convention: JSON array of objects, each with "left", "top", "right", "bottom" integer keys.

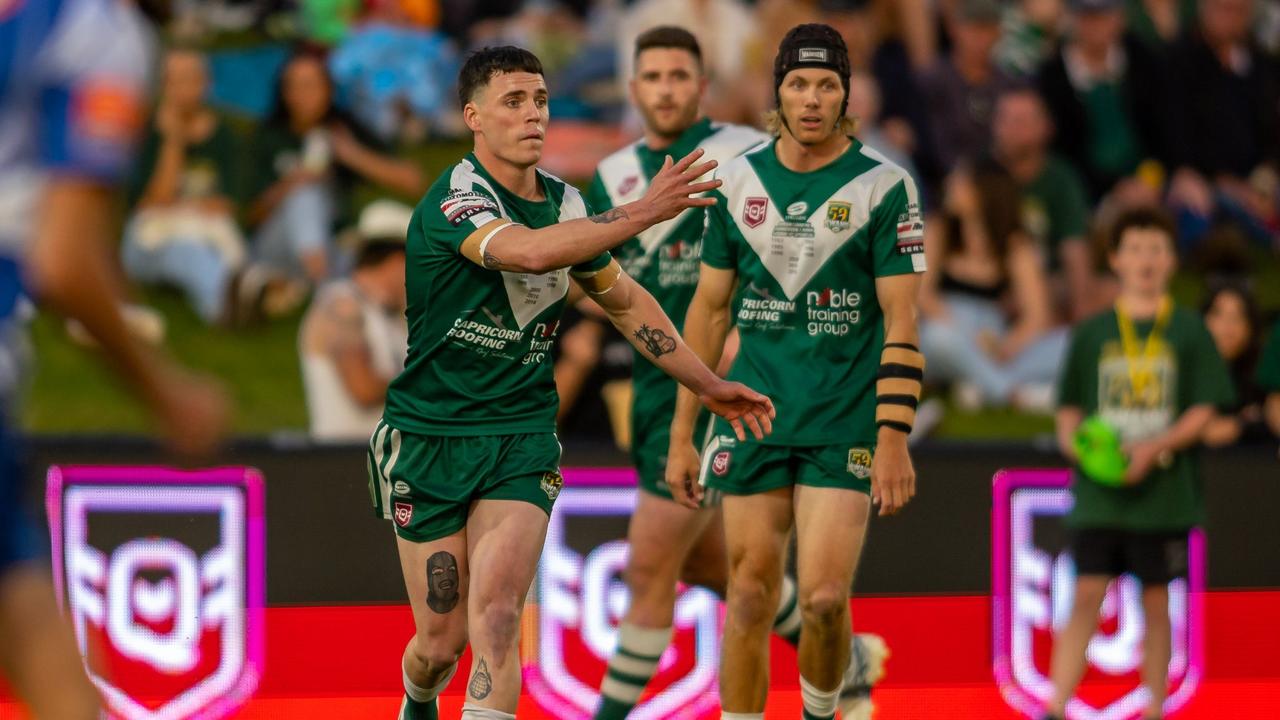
[{"left": 0, "top": 1, "right": 227, "bottom": 717}]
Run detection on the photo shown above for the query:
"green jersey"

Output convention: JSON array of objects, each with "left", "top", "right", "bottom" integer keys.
[
  {"left": 1056, "top": 306, "right": 1235, "bottom": 531},
  {"left": 586, "top": 119, "right": 767, "bottom": 444},
  {"left": 701, "top": 139, "right": 926, "bottom": 446},
  {"left": 1019, "top": 154, "right": 1090, "bottom": 271},
  {"left": 1257, "top": 320, "right": 1280, "bottom": 392},
  {"left": 383, "top": 153, "right": 611, "bottom": 436}
]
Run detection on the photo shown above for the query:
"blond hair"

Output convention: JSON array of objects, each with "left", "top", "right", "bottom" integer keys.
[{"left": 763, "top": 110, "right": 859, "bottom": 138}]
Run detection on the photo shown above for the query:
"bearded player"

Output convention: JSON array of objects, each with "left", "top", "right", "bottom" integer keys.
[
  {"left": 587, "top": 26, "right": 880, "bottom": 718},
  {"left": 668, "top": 24, "right": 926, "bottom": 720},
  {"left": 369, "top": 46, "right": 776, "bottom": 720}
]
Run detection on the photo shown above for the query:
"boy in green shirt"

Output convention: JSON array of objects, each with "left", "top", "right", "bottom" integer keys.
[{"left": 1045, "top": 207, "right": 1234, "bottom": 720}]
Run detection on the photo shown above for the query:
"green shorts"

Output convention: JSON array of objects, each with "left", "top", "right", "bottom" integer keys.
[
  {"left": 367, "top": 419, "right": 564, "bottom": 543},
  {"left": 631, "top": 411, "right": 712, "bottom": 503},
  {"left": 698, "top": 431, "right": 874, "bottom": 496}
]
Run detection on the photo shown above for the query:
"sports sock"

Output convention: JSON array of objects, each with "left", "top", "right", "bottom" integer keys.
[
  {"left": 772, "top": 576, "right": 802, "bottom": 646},
  {"left": 721, "top": 713, "right": 764, "bottom": 720},
  {"left": 799, "top": 674, "right": 840, "bottom": 720},
  {"left": 400, "top": 661, "right": 456, "bottom": 719},
  {"left": 460, "top": 703, "right": 515, "bottom": 719},
  {"left": 593, "top": 623, "right": 673, "bottom": 719}
]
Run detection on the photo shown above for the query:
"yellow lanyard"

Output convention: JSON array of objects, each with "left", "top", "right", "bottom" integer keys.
[{"left": 1115, "top": 295, "right": 1172, "bottom": 400}]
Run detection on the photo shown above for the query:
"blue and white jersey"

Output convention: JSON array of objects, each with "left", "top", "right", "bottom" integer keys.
[{"left": 0, "top": 0, "right": 152, "bottom": 320}]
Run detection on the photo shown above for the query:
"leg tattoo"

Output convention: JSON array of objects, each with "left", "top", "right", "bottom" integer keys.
[
  {"left": 426, "top": 552, "right": 460, "bottom": 614},
  {"left": 468, "top": 657, "right": 493, "bottom": 700}
]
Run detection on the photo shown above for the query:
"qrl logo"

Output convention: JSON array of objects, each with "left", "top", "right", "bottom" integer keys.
[
  {"left": 527, "top": 484, "right": 720, "bottom": 719},
  {"left": 806, "top": 288, "right": 860, "bottom": 308},
  {"left": 743, "top": 197, "right": 768, "bottom": 228},
  {"left": 711, "top": 452, "right": 731, "bottom": 477},
  {"left": 992, "top": 469, "right": 1203, "bottom": 720},
  {"left": 47, "top": 466, "right": 265, "bottom": 720}
]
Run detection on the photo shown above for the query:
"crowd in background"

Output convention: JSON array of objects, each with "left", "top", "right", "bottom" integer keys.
[{"left": 110, "top": 0, "right": 1280, "bottom": 444}]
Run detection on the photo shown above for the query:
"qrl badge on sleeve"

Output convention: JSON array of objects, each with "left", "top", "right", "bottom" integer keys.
[{"left": 46, "top": 466, "right": 265, "bottom": 720}]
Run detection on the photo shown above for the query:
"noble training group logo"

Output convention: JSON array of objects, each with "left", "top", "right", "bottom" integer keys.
[
  {"left": 992, "top": 469, "right": 1204, "bottom": 720},
  {"left": 847, "top": 448, "right": 872, "bottom": 479},
  {"left": 529, "top": 481, "right": 721, "bottom": 719},
  {"left": 541, "top": 471, "right": 564, "bottom": 501},
  {"left": 825, "top": 201, "right": 851, "bottom": 233},
  {"left": 46, "top": 466, "right": 265, "bottom": 720},
  {"left": 743, "top": 196, "right": 769, "bottom": 228}
]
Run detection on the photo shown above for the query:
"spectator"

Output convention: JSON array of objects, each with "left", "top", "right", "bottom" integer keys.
[
  {"left": 1166, "top": 0, "right": 1280, "bottom": 250},
  {"left": 991, "top": 85, "right": 1110, "bottom": 321},
  {"left": 847, "top": 71, "right": 922, "bottom": 184},
  {"left": 997, "top": 0, "right": 1068, "bottom": 78},
  {"left": 920, "top": 163, "right": 1068, "bottom": 411},
  {"left": 329, "top": 0, "right": 460, "bottom": 143},
  {"left": 1036, "top": 0, "right": 1175, "bottom": 200},
  {"left": 1201, "top": 281, "right": 1270, "bottom": 445},
  {"left": 243, "top": 48, "right": 425, "bottom": 286},
  {"left": 1258, "top": 317, "right": 1280, "bottom": 436},
  {"left": 299, "top": 200, "right": 410, "bottom": 441},
  {"left": 1125, "top": 0, "right": 1197, "bottom": 51},
  {"left": 918, "top": 0, "right": 1017, "bottom": 173},
  {"left": 121, "top": 47, "right": 249, "bottom": 326}
]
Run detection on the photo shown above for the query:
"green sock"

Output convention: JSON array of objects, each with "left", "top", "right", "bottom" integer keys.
[
  {"left": 592, "top": 623, "right": 673, "bottom": 719},
  {"left": 773, "top": 576, "right": 802, "bottom": 646},
  {"left": 801, "top": 709, "right": 835, "bottom": 720},
  {"left": 400, "top": 695, "right": 437, "bottom": 720}
]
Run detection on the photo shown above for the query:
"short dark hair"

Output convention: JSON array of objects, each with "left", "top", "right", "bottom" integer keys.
[
  {"left": 355, "top": 240, "right": 406, "bottom": 270},
  {"left": 1108, "top": 206, "right": 1177, "bottom": 252},
  {"left": 634, "top": 26, "right": 703, "bottom": 67},
  {"left": 457, "top": 46, "right": 544, "bottom": 108}
]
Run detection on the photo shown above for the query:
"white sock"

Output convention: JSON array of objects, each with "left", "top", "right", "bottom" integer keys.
[
  {"left": 800, "top": 674, "right": 841, "bottom": 719},
  {"left": 404, "top": 661, "right": 456, "bottom": 703},
  {"left": 599, "top": 623, "right": 673, "bottom": 704},
  {"left": 721, "top": 714, "right": 764, "bottom": 720},
  {"left": 460, "top": 703, "right": 516, "bottom": 719}
]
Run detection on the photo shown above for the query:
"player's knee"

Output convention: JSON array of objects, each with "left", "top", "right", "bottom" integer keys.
[
  {"left": 799, "top": 585, "right": 848, "bottom": 628},
  {"left": 726, "top": 574, "right": 776, "bottom": 628},
  {"left": 473, "top": 595, "right": 522, "bottom": 654},
  {"left": 625, "top": 549, "right": 676, "bottom": 591},
  {"left": 411, "top": 634, "right": 466, "bottom": 672}
]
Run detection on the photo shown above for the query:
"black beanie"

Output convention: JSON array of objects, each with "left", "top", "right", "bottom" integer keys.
[{"left": 773, "top": 23, "right": 852, "bottom": 118}]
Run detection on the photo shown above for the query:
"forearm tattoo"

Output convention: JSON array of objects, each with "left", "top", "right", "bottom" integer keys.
[
  {"left": 469, "top": 657, "right": 493, "bottom": 699},
  {"left": 634, "top": 324, "right": 677, "bottom": 358},
  {"left": 482, "top": 251, "right": 502, "bottom": 270},
  {"left": 425, "top": 551, "right": 459, "bottom": 614},
  {"left": 589, "top": 207, "right": 629, "bottom": 224}
]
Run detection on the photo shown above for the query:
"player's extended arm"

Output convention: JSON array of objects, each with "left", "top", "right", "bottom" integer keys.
[
  {"left": 663, "top": 264, "right": 737, "bottom": 508},
  {"left": 871, "top": 272, "right": 924, "bottom": 516},
  {"left": 28, "top": 180, "right": 227, "bottom": 456},
  {"left": 577, "top": 260, "right": 772, "bottom": 443},
  {"left": 459, "top": 150, "right": 720, "bottom": 274}
]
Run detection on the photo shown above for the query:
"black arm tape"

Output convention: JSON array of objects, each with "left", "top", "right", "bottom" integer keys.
[
  {"left": 876, "top": 394, "right": 920, "bottom": 410},
  {"left": 877, "top": 363, "right": 924, "bottom": 382},
  {"left": 883, "top": 342, "right": 921, "bottom": 352},
  {"left": 877, "top": 420, "right": 913, "bottom": 434}
]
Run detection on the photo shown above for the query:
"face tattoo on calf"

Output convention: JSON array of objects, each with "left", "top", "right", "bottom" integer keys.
[{"left": 426, "top": 551, "right": 460, "bottom": 613}]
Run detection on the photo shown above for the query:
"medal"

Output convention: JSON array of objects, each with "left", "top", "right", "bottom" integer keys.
[{"left": 1115, "top": 295, "right": 1172, "bottom": 404}]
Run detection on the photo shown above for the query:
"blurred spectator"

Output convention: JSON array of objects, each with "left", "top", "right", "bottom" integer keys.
[
  {"left": 1036, "top": 0, "right": 1175, "bottom": 200},
  {"left": 1258, "top": 317, "right": 1280, "bottom": 436},
  {"left": 996, "top": 0, "right": 1067, "bottom": 78},
  {"left": 1201, "top": 281, "right": 1271, "bottom": 445},
  {"left": 122, "top": 47, "right": 249, "bottom": 326},
  {"left": 616, "top": 0, "right": 758, "bottom": 125},
  {"left": 825, "top": 0, "right": 941, "bottom": 189},
  {"left": 919, "top": 0, "right": 1016, "bottom": 173},
  {"left": 243, "top": 48, "right": 425, "bottom": 285},
  {"left": 1166, "top": 0, "right": 1280, "bottom": 250},
  {"left": 847, "top": 71, "right": 921, "bottom": 183},
  {"left": 329, "top": 0, "right": 460, "bottom": 143},
  {"left": 920, "top": 163, "right": 1068, "bottom": 411},
  {"left": 1124, "top": 0, "right": 1197, "bottom": 50},
  {"left": 299, "top": 200, "right": 409, "bottom": 441},
  {"left": 990, "top": 85, "right": 1111, "bottom": 321}
]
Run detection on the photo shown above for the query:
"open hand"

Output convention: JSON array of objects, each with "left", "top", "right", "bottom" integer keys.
[
  {"left": 639, "top": 149, "right": 723, "bottom": 224},
  {"left": 698, "top": 379, "right": 774, "bottom": 441},
  {"left": 870, "top": 434, "right": 916, "bottom": 516}
]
